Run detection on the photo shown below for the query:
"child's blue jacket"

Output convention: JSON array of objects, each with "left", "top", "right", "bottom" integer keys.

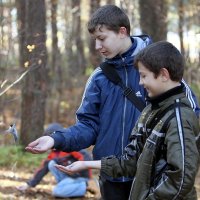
[{"left": 51, "top": 36, "right": 200, "bottom": 179}]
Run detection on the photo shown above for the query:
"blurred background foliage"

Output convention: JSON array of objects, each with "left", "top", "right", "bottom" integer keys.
[{"left": 0, "top": 145, "right": 47, "bottom": 169}]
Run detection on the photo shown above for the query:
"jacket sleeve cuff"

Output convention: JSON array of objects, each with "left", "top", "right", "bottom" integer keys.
[
  {"left": 50, "top": 131, "right": 66, "bottom": 150},
  {"left": 101, "top": 157, "right": 107, "bottom": 172},
  {"left": 101, "top": 157, "right": 117, "bottom": 177}
]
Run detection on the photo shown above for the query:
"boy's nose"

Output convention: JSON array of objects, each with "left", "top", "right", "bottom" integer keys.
[
  {"left": 95, "top": 40, "right": 102, "bottom": 50},
  {"left": 139, "top": 79, "right": 143, "bottom": 85}
]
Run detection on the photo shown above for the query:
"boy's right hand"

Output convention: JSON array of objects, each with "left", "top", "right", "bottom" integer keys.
[{"left": 25, "top": 136, "right": 54, "bottom": 153}]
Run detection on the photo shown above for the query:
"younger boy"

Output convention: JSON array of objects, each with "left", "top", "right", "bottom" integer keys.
[{"left": 56, "top": 41, "right": 200, "bottom": 200}]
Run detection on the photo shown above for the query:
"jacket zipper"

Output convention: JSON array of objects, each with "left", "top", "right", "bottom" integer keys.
[
  {"left": 122, "top": 57, "right": 128, "bottom": 182},
  {"left": 121, "top": 57, "right": 126, "bottom": 152}
]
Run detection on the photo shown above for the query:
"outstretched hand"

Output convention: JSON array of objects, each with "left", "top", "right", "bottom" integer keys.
[
  {"left": 55, "top": 161, "right": 88, "bottom": 175},
  {"left": 25, "top": 136, "right": 54, "bottom": 154},
  {"left": 55, "top": 160, "right": 101, "bottom": 175}
]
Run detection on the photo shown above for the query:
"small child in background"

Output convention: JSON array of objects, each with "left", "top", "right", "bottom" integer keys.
[
  {"left": 16, "top": 123, "right": 66, "bottom": 191},
  {"left": 17, "top": 123, "right": 95, "bottom": 198},
  {"left": 48, "top": 149, "right": 93, "bottom": 198}
]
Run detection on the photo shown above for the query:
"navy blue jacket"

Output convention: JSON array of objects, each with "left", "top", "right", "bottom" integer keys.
[
  {"left": 51, "top": 36, "right": 200, "bottom": 181},
  {"left": 51, "top": 36, "right": 149, "bottom": 158}
]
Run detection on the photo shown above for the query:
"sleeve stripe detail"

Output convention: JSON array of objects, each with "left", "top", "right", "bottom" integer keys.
[
  {"left": 152, "top": 99, "right": 185, "bottom": 198},
  {"left": 172, "top": 99, "right": 185, "bottom": 199},
  {"left": 181, "top": 79, "right": 196, "bottom": 111},
  {"left": 76, "top": 67, "right": 102, "bottom": 120}
]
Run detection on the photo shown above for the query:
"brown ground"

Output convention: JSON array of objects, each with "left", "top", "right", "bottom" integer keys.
[
  {"left": 0, "top": 167, "right": 200, "bottom": 200},
  {"left": 0, "top": 168, "right": 101, "bottom": 200}
]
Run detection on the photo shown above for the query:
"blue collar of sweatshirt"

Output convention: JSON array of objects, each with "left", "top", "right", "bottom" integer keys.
[{"left": 105, "top": 35, "right": 152, "bottom": 70}]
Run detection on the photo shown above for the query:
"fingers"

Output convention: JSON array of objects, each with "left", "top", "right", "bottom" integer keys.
[
  {"left": 25, "top": 146, "right": 44, "bottom": 154},
  {"left": 25, "top": 136, "right": 55, "bottom": 154},
  {"left": 25, "top": 147, "right": 37, "bottom": 153},
  {"left": 25, "top": 137, "right": 47, "bottom": 153},
  {"left": 25, "top": 140, "right": 40, "bottom": 153},
  {"left": 55, "top": 164, "right": 74, "bottom": 175},
  {"left": 26, "top": 140, "right": 39, "bottom": 148}
]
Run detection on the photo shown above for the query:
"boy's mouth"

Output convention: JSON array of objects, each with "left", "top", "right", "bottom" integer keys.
[{"left": 100, "top": 51, "right": 110, "bottom": 57}]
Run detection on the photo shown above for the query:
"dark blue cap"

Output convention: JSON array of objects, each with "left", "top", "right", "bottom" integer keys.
[{"left": 43, "top": 123, "right": 63, "bottom": 135}]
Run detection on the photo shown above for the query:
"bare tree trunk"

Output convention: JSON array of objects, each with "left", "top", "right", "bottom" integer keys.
[
  {"left": 107, "top": 0, "right": 115, "bottom": 4},
  {"left": 71, "top": 0, "right": 86, "bottom": 75},
  {"left": 178, "top": 0, "right": 185, "bottom": 57},
  {"left": 64, "top": 0, "right": 86, "bottom": 76},
  {"left": 0, "top": 0, "right": 6, "bottom": 127},
  {"left": 51, "top": 0, "right": 60, "bottom": 76},
  {"left": 7, "top": 0, "right": 15, "bottom": 60},
  {"left": 195, "top": 0, "right": 200, "bottom": 64},
  {"left": 119, "top": 0, "right": 138, "bottom": 35},
  {"left": 139, "top": 0, "right": 168, "bottom": 42},
  {"left": 48, "top": 0, "right": 62, "bottom": 122},
  {"left": 0, "top": 0, "right": 5, "bottom": 52},
  {"left": 16, "top": 0, "right": 26, "bottom": 68},
  {"left": 18, "top": 0, "right": 47, "bottom": 146},
  {"left": 88, "top": 0, "right": 101, "bottom": 68}
]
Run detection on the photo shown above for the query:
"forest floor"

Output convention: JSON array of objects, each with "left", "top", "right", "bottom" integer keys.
[
  {"left": 0, "top": 167, "right": 200, "bottom": 200},
  {"left": 0, "top": 167, "right": 101, "bottom": 200}
]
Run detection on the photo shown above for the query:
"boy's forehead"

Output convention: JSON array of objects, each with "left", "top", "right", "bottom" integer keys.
[
  {"left": 91, "top": 25, "right": 110, "bottom": 37},
  {"left": 94, "top": 25, "right": 108, "bottom": 33},
  {"left": 138, "top": 62, "right": 149, "bottom": 72}
]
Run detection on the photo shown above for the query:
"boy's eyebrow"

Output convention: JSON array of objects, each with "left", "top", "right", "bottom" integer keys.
[
  {"left": 96, "top": 35, "right": 104, "bottom": 39},
  {"left": 91, "top": 34, "right": 105, "bottom": 40}
]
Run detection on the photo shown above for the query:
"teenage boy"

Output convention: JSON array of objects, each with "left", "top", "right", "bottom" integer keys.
[
  {"left": 56, "top": 41, "right": 200, "bottom": 200},
  {"left": 25, "top": 5, "right": 200, "bottom": 200}
]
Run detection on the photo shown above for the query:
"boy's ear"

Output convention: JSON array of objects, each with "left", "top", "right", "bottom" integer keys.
[
  {"left": 160, "top": 68, "right": 170, "bottom": 81},
  {"left": 119, "top": 27, "right": 127, "bottom": 37}
]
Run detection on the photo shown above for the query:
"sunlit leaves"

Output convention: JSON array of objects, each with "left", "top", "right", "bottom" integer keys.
[
  {"left": 24, "top": 61, "right": 29, "bottom": 68},
  {"left": 26, "top": 44, "right": 35, "bottom": 52}
]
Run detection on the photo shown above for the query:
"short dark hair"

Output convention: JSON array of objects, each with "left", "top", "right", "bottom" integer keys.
[
  {"left": 134, "top": 41, "right": 184, "bottom": 81},
  {"left": 88, "top": 5, "right": 130, "bottom": 35}
]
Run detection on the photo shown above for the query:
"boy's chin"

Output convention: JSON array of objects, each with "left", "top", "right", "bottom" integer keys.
[
  {"left": 103, "top": 55, "right": 112, "bottom": 59},
  {"left": 102, "top": 53, "right": 116, "bottom": 59},
  {"left": 147, "top": 93, "right": 154, "bottom": 98}
]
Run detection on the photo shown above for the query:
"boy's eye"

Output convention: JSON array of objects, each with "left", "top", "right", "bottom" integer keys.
[
  {"left": 140, "top": 74, "right": 146, "bottom": 79},
  {"left": 97, "top": 37, "right": 105, "bottom": 41}
]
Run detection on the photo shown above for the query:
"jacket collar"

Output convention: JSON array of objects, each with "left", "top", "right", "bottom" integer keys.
[
  {"left": 105, "top": 35, "right": 151, "bottom": 69},
  {"left": 147, "top": 82, "right": 185, "bottom": 109}
]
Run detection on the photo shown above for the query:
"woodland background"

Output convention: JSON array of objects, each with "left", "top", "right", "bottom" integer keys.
[{"left": 0, "top": 0, "right": 200, "bottom": 146}]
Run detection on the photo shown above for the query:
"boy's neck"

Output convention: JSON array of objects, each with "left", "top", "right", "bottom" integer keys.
[
  {"left": 163, "top": 82, "right": 181, "bottom": 93},
  {"left": 119, "top": 37, "right": 132, "bottom": 55}
]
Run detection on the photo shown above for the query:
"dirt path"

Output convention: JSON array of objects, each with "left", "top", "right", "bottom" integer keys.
[{"left": 0, "top": 167, "right": 200, "bottom": 199}]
